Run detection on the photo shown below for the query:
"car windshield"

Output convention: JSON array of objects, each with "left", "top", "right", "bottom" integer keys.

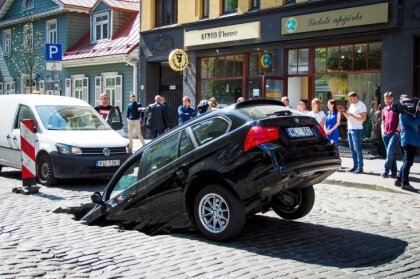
[
  {"left": 36, "top": 105, "right": 111, "bottom": 131},
  {"left": 238, "top": 104, "right": 303, "bottom": 120}
]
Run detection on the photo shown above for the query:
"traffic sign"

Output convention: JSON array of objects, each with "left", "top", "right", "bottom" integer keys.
[
  {"left": 46, "top": 62, "right": 62, "bottom": 71},
  {"left": 45, "top": 43, "right": 62, "bottom": 61}
]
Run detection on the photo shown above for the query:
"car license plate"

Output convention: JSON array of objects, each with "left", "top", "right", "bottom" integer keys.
[
  {"left": 96, "top": 160, "right": 120, "bottom": 167},
  {"left": 286, "top": 127, "right": 314, "bottom": 138}
]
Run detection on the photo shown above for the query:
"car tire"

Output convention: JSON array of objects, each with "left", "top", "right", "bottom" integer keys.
[
  {"left": 37, "top": 154, "right": 58, "bottom": 186},
  {"left": 194, "top": 184, "right": 245, "bottom": 241},
  {"left": 271, "top": 186, "right": 315, "bottom": 220}
]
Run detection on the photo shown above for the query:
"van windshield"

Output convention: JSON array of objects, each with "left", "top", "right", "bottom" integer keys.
[{"left": 36, "top": 105, "right": 111, "bottom": 131}]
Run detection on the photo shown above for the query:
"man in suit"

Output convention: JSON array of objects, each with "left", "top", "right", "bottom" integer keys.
[{"left": 146, "top": 95, "right": 168, "bottom": 139}]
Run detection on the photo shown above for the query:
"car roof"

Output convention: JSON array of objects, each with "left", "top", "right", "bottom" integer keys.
[{"left": 0, "top": 94, "right": 91, "bottom": 107}]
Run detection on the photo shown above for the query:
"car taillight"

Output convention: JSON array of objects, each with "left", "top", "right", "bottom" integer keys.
[
  {"left": 244, "top": 126, "right": 279, "bottom": 151},
  {"left": 316, "top": 123, "right": 327, "bottom": 137}
]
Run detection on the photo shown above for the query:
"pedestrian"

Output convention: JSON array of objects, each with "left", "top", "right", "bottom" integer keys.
[
  {"left": 324, "top": 99, "right": 341, "bottom": 144},
  {"left": 372, "top": 104, "right": 386, "bottom": 157},
  {"left": 281, "top": 96, "right": 292, "bottom": 108},
  {"left": 161, "top": 97, "right": 172, "bottom": 129},
  {"left": 126, "top": 94, "right": 145, "bottom": 151},
  {"left": 297, "top": 101, "right": 308, "bottom": 114},
  {"left": 178, "top": 96, "right": 196, "bottom": 125},
  {"left": 237, "top": 97, "right": 245, "bottom": 103},
  {"left": 308, "top": 98, "right": 326, "bottom": 126},
  {"left": 94, "top": 93, "right": 113, "bottom": 118},
  {"left": 208, "top": 97, "right": 219, "bottom": 110},
  {"left": 196, "top": 99, "right": 209, "bottom": 116},
  {"left": 343, "top": 91, "right": 367, "bottom": 173},
  {"left": 146, "top": 95, "right": 168, "bottom": 139},
  {"left": 381, "top": 92, "right": 400, "bottom": 178},
  {"left": 394, "top": 96, "right": 420, "bottom": 192}
]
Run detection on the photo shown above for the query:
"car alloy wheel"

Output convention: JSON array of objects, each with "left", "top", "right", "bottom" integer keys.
[
  {"left": 194, "top": 184, "right": 245, "bottom": 241},
  {"left": 198, "top": 193, "right": 230, "bottom": 233}
]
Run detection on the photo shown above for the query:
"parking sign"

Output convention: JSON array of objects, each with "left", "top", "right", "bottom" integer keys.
[{"left": 45, "top": 43, "right": 62, "bottom": 61}]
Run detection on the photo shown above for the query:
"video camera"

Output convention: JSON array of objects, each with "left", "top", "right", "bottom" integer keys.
[{"left": 391, "top": 97, "right": 420, "bottom": 116}]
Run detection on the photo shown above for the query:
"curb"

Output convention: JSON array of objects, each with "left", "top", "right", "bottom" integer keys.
[{"left": 322, "top": 179, "right": 418, "bottom": 195}]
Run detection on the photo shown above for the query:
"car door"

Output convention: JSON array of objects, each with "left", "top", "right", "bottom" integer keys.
[
  {"left": 106, "top": 107, "right": 123, "bottom": 134},
  {"left": 7, "top": 105, "right": 38, "bottom": 168}
]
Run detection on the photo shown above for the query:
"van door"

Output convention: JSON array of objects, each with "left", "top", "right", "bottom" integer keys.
[
  {"left": 7, "top": 105, "right": 38, "bottom": 168},
  {"left": 106, "top": 107, "right": 124, "bottom": 134}
]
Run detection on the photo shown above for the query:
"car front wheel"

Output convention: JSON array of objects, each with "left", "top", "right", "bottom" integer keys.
[
  {"left": 37, "top": 154, "right": 58, "bottom": 186},
  {"left": 194, "top": 184, "right": 245, "bottom": 241},
  {"left": 271, "top": 186, "right": 315, "bottom": 220}
]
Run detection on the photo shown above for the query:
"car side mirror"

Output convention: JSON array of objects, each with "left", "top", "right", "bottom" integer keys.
[
  {"left": 111, "top": 121, "right": 123, "bottom": 130},
  {"left": 91, "top": 192, "right": 105, "bottom": 205}
]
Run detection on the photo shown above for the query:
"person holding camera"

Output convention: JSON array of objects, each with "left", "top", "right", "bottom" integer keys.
[
  {"left": 343, "top": 92, "right": 367, "bottom": 174},
  {"left": 394, "top": 96, "right": 420, "bottom": 192}
]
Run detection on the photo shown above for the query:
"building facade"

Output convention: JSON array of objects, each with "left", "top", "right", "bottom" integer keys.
[{"left": 139, "top": 0, "right": 420, "bottom": 136}]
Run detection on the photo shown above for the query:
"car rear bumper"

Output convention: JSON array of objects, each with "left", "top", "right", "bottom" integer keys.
[{"left": 49, "top": 151, "right": 131, "bottom": 179}]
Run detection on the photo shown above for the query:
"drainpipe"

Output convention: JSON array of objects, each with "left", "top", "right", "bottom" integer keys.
[{"left": 124, "top": 57, "right": 138, "bottom": 94}]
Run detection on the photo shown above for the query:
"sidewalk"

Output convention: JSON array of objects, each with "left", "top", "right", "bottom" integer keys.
[{"left": 131, "top": 139, "right": 420, "bottom": 195}]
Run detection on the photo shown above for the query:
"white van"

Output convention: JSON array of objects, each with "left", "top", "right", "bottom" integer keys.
[{"left": 0, "top": 94, "right": 131, "bottom": 185}]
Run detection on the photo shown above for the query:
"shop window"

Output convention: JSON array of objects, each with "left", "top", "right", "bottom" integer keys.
[
  {"left": 155, "top": 0, "right": 178, "bottom": 27},
  {"left": 249, "top": 52, "right": 274, "bottom": 76},
  {"left": 315, "top": 48, "right": 327, "bottom": 73},
  {"left": 234, "top": 55, "right": 243, "bottom": 76},
  {"left": 368, "top": 43, "right": 381, "bottom": 70},
  {"left": 223, "top": 0, "right": 237, "bottom": 13},
  {"left": 340, "top": 45, "right": 353, "bottom": 72},
  {"left": 327, "top": 46, "right": 340, "bottom": 72},
  {"left": 354, "top": 44, "right": 367, "bottom": 71},
  {"left": 252, "top": 0, "right": 260, "bottom": 9},
  {"left": 287, "top": 48, "right": 308, "bottom": 75},
  {"left": 202, "top": 0, "right": 209, "bottom": 18}
]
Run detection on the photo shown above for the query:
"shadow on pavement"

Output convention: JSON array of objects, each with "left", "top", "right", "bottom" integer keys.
[
  {"left": 0, "top": 170, "right": 21, "bottom": 181},
  {"left": 175, "top": 215, "right": 407, "bottom": 268}
]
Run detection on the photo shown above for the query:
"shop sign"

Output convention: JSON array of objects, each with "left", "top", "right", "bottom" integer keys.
[
  {"left": 168, "top": 49, "right": 188, "bottom": 71},
  {"left": 184, "top": 22, "right": 260, "bottom": 47},
  {"left": 281, "top": 2, "right": 389, "bottom": 35},
  {"left": 260, "top": 54, "right": 273, "bottom": 71}
]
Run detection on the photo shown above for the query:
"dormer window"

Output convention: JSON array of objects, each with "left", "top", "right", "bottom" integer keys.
[
  {"left": 93, "top": 12, "right": 110, "bottom": 42},
  {"left": 22, "top": 0, "right": 34, "bottom": 9}
]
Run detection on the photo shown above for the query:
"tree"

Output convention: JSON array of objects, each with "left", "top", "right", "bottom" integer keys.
[{"left": 9, "top": 19, "right": 44, "bottom": 94}]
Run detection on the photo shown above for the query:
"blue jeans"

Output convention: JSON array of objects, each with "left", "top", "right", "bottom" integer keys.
[
  {"left": 382, "top": 133, "right": 399, "bottom": 175},
  {"left": 348, "top": 129, "right": 363, "bottom": 171}
]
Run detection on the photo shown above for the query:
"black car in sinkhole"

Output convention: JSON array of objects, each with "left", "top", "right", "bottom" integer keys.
[{"left": 82, "top": 99, "right": 341, "bottom": 241}]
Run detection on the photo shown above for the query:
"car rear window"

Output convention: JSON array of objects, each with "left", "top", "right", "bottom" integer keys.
[
  {"left": 237, "top": 104, "right": 295, "bottom": 120},
  {"left": 191, "top": 117, "right": 230, "bottom": 146}
]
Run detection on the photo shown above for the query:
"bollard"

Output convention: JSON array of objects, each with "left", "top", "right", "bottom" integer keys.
[{"left": 12, "top": 119, "right": 40, "bottom": 194}]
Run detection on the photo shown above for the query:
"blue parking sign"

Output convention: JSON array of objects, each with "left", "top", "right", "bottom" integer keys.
[{"left": 45, "top": 43, "right": 62, "bottom": 61}]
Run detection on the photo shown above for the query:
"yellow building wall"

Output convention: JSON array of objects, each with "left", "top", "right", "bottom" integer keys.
[
  {"left": 141, "top": 0, "right": 154, "bottom": 31},
  {"left": 209, "top": 0, "right": 223, "bottom": 19},
  {"left": 178, "top": 0, "right": 201, "bottom": 24},
  {"left": 238, "top": 0, "right": 251, "bottom": 14},
  {"left": 260, "top": 0, "right": 286, "bottom": 10}
]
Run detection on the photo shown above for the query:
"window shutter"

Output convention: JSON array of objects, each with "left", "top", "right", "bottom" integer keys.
[
  {"left": 39, "top": 80, "right": 45, "bottom": 94},
  {"left": 65, "top": 78, "right": 71, "bottom": 97},
  {"left": 95, "top": 76, "right": 102, "bottom": 106},
  {"left": 115, "top": 75, "right": 122, "bottom": 109},
  {"left": 82, "top": 77, "right": 89, "bottom": 103},
  {"left": 0, "top": 82, "right": 3, "bottom": 95}
]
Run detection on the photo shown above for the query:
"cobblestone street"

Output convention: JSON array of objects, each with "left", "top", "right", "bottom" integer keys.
[{"left": 0, "top": 167, "right": 419, "bottom": 279}]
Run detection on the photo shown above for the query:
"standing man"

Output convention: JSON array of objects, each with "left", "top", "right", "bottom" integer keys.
[
  {"left": 178, "top": 96, "right": 196, "bottom": 125},
  {"left": 343, "top": 91, "right": 367, "bottom": 173},
  {"left": 146, "top": 95, "right": 168, "bottom": 139},
  {"left": 281, "top": 96, "right": 292, "bottom": 108},
  {"left": 161, "top": 96, "right": 172, "bottom": 130},
  {"left": 381, "top": 92, "right": 400, "bottom": 178},
  {"left": 127, "top": 94, "right": 145, "bottom": 151},
  {"left": 94, "top": 93, "right": 113, "bottom": 118},
  {"left": 395, "top": 96, "right": 420, "bottom": 192}
]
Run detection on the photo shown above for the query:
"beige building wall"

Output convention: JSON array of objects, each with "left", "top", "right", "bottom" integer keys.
[
  {"left": 141, "top": 0, "right": 155, "bottom": 31},
  {"left": 260, "top": 0, "right": 286, "bottom": 10},
  {"left": 178, "top": 0, "right": 201, "bottom": 24},
  {"left": 209, "top": 0, "right": 223, "bottom": 19},
  {"left": 238, "top": 0, "right": 251, "bottom": 14}
]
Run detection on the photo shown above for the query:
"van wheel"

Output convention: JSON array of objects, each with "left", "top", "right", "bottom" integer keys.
[
  {"left": 37, "top": 154, "right": 58, "bottom": 186},
  {"left": 271, "top": 186, "right": 315, "bottom": 220},
  {"left": 194, "top": 184, "right": 245, "bottom": 241}
]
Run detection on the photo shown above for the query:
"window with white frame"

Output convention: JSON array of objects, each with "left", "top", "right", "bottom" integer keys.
[
  {"left": 104, "top": 77, "right": 116, "bottom": 105},
  {"left": 93, "top": 12, "right": 110, "bottom": 42},
  {"left": 22, "top": 0, "right": 34, "bottom": 9},
  {"left": 3, "top": 29, "right": 11, "bottom": 55},
  {"left": 46, "top": 19, "right": 57, "bottom": 43},
  {"left": 23, "top": 23, "right": 33, "bottom": 51},
  {"left": 6, "top": 82, "right": 15, "bottom": 94},
  {"left": 73, "top": 79, "right": 84, "bottom": 100}
]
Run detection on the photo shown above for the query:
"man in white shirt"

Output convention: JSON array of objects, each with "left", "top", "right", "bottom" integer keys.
[{"left": 343, "top": 92, "right": 367, "bottom": 173}]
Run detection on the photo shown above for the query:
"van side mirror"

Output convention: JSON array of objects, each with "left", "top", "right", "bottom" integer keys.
[
  {"left": 91, "top": 192, "right": 105, "bottom": 205},
  {"left": 111, "top": 121, "right": 123, "bottom": 130}
]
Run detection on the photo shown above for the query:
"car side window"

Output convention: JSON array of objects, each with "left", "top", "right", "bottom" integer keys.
[
  {"left": 14, "top": 105, "right": 38, "bottom": 130},
  {"left": 179, "top": 130, "right": 194, "bottom": 157},
  {"left": 191, "top": 117, "right": 229, "bottom": 146},
  {"left": 144, "top": 132, "right": 180, "bottom": 176},
  {"left": 109, "top": 154, "right": 142, "bottom": 200}
]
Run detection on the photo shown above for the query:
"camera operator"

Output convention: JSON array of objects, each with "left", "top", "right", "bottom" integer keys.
[{"left": 393, "top": 96, "right": 420, "bottom": 192}]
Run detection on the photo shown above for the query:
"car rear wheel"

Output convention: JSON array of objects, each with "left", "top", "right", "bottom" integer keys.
[
  {"left": 37, "top": 154, "right": 58, "bottom": 186},
  {"left": 194, "top": 184, "right": 245, "bottom": 241},
  {"left": 271, "top": 186, "right": 315, "bottom": 220}
]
